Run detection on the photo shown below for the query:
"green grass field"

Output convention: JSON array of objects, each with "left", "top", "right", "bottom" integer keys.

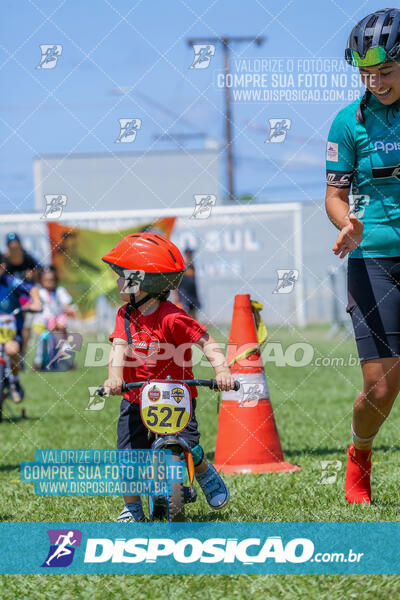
[{"left": 1, "top": 325, "right": 400, "bottom": 598}]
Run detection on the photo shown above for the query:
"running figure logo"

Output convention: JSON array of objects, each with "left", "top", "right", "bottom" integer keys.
[
  {"left": 42, "top": 529, "right": 82, "bottom": 567},
  {"left": 241, "top": 383, "right": 265, "bottom": 407},
  {"left": 265, "top": 119, "right": 291, "bottom": 143},
  {"left": 273, "top": 269, "right": 299, "bottom": 294},
  {"left": 41, "top": 195, "right": 67, "bottom": 220},
  {"left": 36, "top": 45, "right": 63, "bottom": 69},
  {"left": 121, "top": 269, "right": 145, "bottom": 294},
  {"left": 191, "top": 194, "right": 216, "bottom": 219},
  {"left": 86, "top": 386, "right": 109, "bottom": 411},
  {"left": 349, "top": 194, "right": 370, "bottom": 219},
  {"left": 46, "top": 333, "right": 82, "bottom": 371},
  {"left": 115, "top": 119, "right": 142, "bottom": 143},
  {"left": 189, "top": 44, "right": 216, "bottom": 69},
  {"left": 318, "top": 460, "right": 342, "bottom": 485}
]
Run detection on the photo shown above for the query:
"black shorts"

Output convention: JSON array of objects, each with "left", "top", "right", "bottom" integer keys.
[
  {"left": 117, "top": 398, "right": 201, "bottom": 450},
  {"left": 347, "top": 257, "right": 400, "bottom": 361}
]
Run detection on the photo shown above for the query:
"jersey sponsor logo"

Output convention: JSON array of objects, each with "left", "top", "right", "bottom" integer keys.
[
  {"left": 130, "top": 331, "right": 160, "bottom": 358},
  {"left": 373, "top": 141, "right": 400, "bottom": 154},
  {"left": 326, "top": 171, "right": 353, "bottom": 187},
  {"left": 372, "top": 164, "right": 400, "bottom": 181},
  {"left": 326, "top": 141, "right": 338, "bottom": 162}
]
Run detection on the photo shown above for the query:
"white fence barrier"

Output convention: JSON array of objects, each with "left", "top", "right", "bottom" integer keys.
[{"left": 0, "top": 202, "right": 345, "bottom": 328}]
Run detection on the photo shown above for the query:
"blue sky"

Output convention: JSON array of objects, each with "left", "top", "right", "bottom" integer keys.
[{"left": 0, "top": 0, "right": 387, "bottom": 213}]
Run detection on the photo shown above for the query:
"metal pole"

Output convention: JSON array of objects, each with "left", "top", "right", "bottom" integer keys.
[
  {"left": 222, "top": 39, "right": 234, "bottom": 202},
  {"left": 293, "top": 204, "right": 306, "bottom": 327},
  {"left": 187, "top": 36, "right": 265, "bottom": 203}
]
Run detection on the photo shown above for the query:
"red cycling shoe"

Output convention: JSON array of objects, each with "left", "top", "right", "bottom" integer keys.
[{"left": 345, "top": 444, "right": 372, "bottom": 504}]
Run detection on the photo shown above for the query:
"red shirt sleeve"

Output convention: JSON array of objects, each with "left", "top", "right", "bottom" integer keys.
[
  {"left": 167, "top": 310, "right": 207, "bottom": 346},
  {"left": 109, "top": 305, "right": 128, "bottom": 342}
]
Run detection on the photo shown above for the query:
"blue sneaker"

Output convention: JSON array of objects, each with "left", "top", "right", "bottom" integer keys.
[
  {"left": 195, "top": 464, "right": 230, "bottom": 510},
  {"left": 117, "top": 501, "right": 145, "bottom": 522}
]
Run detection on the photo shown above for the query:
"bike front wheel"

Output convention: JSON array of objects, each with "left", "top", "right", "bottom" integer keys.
[
  {"left": 167, "top": 454, "right": 185, "bottom": 522},
  {"left": 148, "top": 495, "right": 168, "bottom": 521}
]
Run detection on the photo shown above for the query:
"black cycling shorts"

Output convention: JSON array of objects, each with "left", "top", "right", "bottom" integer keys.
[
  {"left": 347, "top": 257, "right": 400, "bottom": 361},
  {"left": 117, "top": 398, "right": 201, "bottom": 450}
]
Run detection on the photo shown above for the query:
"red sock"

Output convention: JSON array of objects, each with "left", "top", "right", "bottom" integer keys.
[{"left": 345, "top": 444, "right": 372, "bottom": 504}]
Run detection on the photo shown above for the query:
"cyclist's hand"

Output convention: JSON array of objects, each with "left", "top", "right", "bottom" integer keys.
[
  {"left": 103, "top": 376, "right": 123, "bottom": 395},
  {"left": 215, "top": 368, "right": 236, "bottom": 391},
  {"left": 333, "top": 213, "right": 363, "bottom": 259}
]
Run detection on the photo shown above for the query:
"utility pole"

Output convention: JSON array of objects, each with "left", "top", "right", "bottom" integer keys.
[{"left": 187, "top": 36, "right": 265, "bottom": 202}]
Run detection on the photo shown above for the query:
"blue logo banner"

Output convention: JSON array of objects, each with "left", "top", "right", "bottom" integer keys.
[{"left": 0, "top": 522, "right": 399, "bottom": 574}]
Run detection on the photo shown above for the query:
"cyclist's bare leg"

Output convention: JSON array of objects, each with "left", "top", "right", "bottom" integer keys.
[
  {"left": 21, "top": 327, "right": 31, "bottom": 356},
  {"left": 123, "top": 494, "right": 140, "bottom": 503},
  {"left": 5, "top": 340, "right": 20, "bottom": 377},
  {"left": 194, "top": 457, "right": 208, "bottom": 474}
]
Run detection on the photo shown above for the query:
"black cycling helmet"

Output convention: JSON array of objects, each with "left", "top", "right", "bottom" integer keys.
[
  {"left": 346, "top": 9, "right": 400, "bottom": 122},
  {"left": 346, "top": 8, "right": 400, "bottom": 67}
]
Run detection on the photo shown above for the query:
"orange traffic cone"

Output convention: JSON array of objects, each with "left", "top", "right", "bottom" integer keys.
[{"left": 214, "top": 294, "right": 300, "bottom": 474}]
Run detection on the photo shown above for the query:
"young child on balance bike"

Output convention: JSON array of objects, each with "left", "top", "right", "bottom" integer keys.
[{"left": 102, "top": 232, "right": 236, "bottom": 522}]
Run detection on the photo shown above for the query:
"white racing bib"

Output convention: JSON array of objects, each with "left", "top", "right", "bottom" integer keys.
[{"left": 140, "top": 380, "right": 192, "bottom": 435}]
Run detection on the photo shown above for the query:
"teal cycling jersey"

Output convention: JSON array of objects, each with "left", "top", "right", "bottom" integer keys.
[{"left": 326, "top": 93, "right": 400, "bottom": 258}]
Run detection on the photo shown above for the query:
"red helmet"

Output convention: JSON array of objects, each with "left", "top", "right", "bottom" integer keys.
[{"left": 102, "top": 232, "right": 185, "bottom": 294}]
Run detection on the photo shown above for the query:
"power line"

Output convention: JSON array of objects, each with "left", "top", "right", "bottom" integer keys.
[
  {"left": 187, "top": 36, "right": 265, "bottom": 202},
  {"left": 110, "top": 87, "right": 201, "bottom": 132}
]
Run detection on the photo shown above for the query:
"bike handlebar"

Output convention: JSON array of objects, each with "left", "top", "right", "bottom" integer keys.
[{"left": 96, "top": 379, "right": 240, "bottom": 397}]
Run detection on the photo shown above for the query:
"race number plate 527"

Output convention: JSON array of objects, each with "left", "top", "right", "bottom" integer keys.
[{"left": 140, "top": 381, "right": 191, "bottom": 435}]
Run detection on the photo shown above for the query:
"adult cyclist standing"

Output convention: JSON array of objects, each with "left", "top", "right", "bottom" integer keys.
[{"left": 325, "top": 8, "right": 400, "bottom": 504}]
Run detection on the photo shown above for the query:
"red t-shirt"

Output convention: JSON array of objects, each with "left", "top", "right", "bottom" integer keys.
[{"left": 109, "top": 300, "right": 207, "bottom": 403}]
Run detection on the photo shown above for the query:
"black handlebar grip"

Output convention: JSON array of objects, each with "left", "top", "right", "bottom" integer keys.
[
  {"left": 209, "top": 379, "right": 240, "bottom": 391},
  {"left": 123, "top": 381, "right": 146, "bottom": 390},
  {"left": 96, "top": 383, "right": 128, "bottom": 396}
]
